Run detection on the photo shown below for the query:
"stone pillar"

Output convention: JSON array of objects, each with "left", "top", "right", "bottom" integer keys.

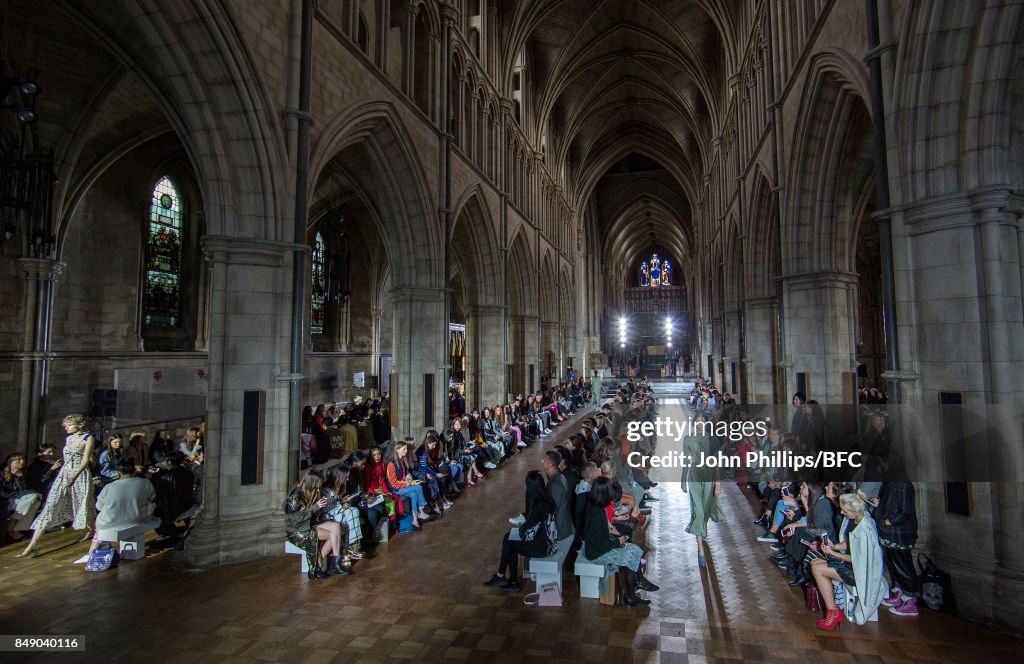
[
  {"left": 369, "top": 307, "right": 383, "bottom": 394},
  {"left": 781, "top": 271, "right": 858, "bottom": 404},
  {"left": 510, "top": 315, "right": 539, "bottom": 394},
  {"left": 541, "top": 321, "right": 558, "bottom": 384},
  {"left": 465, "top": 305, "right": 505, "bottom": 407},
  {"left": 389, "top": 286, "right": 445, "bottom": 439},
  {"left": 177, "top": 236, "right": 301, "bottom": 569},
  {"left": 743, "top": 296, "right": 777, "bottom": 404},
  {"left": 724, "top": 308, "right": 742, "bottom": 393},
  {"left": 16, "top": 258, "right": 66, "bottom": 453}
]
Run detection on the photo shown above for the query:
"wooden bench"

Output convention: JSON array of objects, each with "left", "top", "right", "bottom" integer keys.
[
  {"left": 574, "top": 544, "right": 608, "bottom": 599},
  {"left": 96, "top": 518, "right": 162, "bottom": 561},
  {"left": 526, "top": 535, "right": 575, "bottom": 592}
]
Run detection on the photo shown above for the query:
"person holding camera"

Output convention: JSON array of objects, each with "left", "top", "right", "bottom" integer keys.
[{"left": 322, "top": 464, "right": 363, "bottom": 564}]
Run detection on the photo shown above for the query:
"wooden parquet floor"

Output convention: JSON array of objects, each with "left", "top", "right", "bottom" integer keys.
[{"left": 1, "top": 406, "right": 1020, "bottom": 663}]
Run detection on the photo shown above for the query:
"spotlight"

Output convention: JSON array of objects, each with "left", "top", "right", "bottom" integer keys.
[
  {"left": 19, "top": 80, "right": 40, "bottom": 96},
  {"left": 17, "top": 109, "right": 36, "bottom": 124}
]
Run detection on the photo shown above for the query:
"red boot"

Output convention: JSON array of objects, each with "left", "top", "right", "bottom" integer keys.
[{"left": 816, "top": 607, "right": 844, "bottom": 631}]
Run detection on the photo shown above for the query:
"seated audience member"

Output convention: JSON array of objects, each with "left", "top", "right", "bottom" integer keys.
[
  {"left": 149, "top": 430, "right": 176, "bottom": 465},
  {"left": 383, "top": 439, "right": 434, "bottom": 530},
  {"left": 409, "top": 434, "right": 447, "bottom": 514},
  {"left": 581, "top": 476, "right": 659, "bottom": 606},
  {"left": 875, "top": 476, "right": 920, "bottom": 616},
  {"left": 809, "top": 491, "right": 888, "bottom": 630},
  {"left": 574, "top": 463, "right": 600, "bottom": 540},
  {"left": 541, "top": 450, "right": 575, "bottom": 541},
  {"left": 179, "top": 426, "right": 204, "bottom": 462},
  {"left": 364, "top": 446, "right": 404, "bottom": 522},
  {"left": 284, "top": 470, "right": 348, "bottom": 580},
  {"left": 483, "top": 470, "right": 556, "bottom": 592},
  {"left": 446, "top": 426, "right": 485, "bottom": 486},
  {"left": 87, "top": 459, "right": 156, "bottom": 556},
  {"left": 2, "top": 453, "right": 42, "bottom": 543},
  {"left": 772, "top": 481, "right": 836, "bottom": 586},
  {"left": 342, "top": 450, "right": 387, "bottom": 541},
  {"left": 96, "top": 434, "right": 129, "bottom": 489},
  {"left": 125, "top": 431, "right": 149, "bottom": 471},
  {"left": 150, "top": 452, "right": 195, "bottom": 540},
  {"left": 322, "top": 465, "right": 363, "bottom": 561},
  {"left": 25, "top": 445, "right": 60, "bottom": 500}
]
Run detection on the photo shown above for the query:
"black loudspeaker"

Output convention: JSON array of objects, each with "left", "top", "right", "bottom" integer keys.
[
  {"left": 856, "top": 364, "right": 868, "bottom": 378},
  {"left": 241, "top": 390, "right": 265, "bottom": 486},
  {"left": 423, "top": 373, "right": 434, "bottom": 427},
  {"left": 91, "top": 389, "right": 117, "bottom": 418}
]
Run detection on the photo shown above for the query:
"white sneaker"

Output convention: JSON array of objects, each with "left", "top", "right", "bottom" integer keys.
[
  {"left": 508, "top": 513, "right": 526, "bottom": 526},
  {"left": 485, "top": 462, "right": 497, "bottom": 469},
  {"left": 756, "top": 534, "right": 778, "bottom": 543},
  {"left": 517, "top": 441, "right": 527, "bottom": 448},
  {"left": 443, "top": 500, "right": 453, "bottom": 509}
]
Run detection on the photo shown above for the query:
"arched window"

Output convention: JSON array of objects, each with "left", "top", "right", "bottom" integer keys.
[
  {"left": 311, "top": 232, "right": 326, "bottom": 335},
  {"left": 639, "top": 253, "right": 671, "bottom": 288},
  {"left": 144, "top": 177, "right": 183, "bottom": 327}
]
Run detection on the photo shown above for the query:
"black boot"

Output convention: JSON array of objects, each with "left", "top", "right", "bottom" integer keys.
[
  {"left": 635, "top": 569, "right": 660, "bottom": 592},
  {"left": 753, "top": 513, "right": 770, "bottom": 528},
  {"left": 326, "top": 555, "right": 352, "bottom": 576},
  {"left": 307, "top": 565, "right": 328, "bottom": 581},
  {"left": 622, "top": 569, "right": 651, "bottom": 606}
]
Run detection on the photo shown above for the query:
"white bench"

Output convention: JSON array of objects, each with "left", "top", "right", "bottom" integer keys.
[
  {"left": 526, "top": 535, "right": 575, "bottom": 592},
  {"left": 574, "top": 544, "right": 608, "bottom": 599},
  {"left": 285, "top": 540, "right": 311, "bottom": 573},
  {"left": 96, "top": 518, "right": 162, "bottom": 561},
  {"left": 832, "top": 580, "right": 880, "bottom": 623}
]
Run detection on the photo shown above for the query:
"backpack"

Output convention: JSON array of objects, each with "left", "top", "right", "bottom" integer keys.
[{"left": 85, "top": 542, "right": 120, "bottom": 572}]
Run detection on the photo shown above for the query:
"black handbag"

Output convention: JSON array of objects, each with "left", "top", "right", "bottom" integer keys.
[{"left": 916, "top": 553, "right": 957, "bottom": 615}]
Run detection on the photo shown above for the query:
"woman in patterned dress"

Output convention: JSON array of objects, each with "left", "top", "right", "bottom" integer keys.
[{"left": 18, "top": 414, "right": 96, "bottom": 557}]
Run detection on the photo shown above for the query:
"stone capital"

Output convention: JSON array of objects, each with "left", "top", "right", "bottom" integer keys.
[
  {"left": 202, "top": 235, "right": 308, "bottom": 267},
  {"left": 781, "top": 271, "right": 858, "bottom": 290},
  {"left": 389, "top": 285, "right": 445, "bottom": 303},
  {"left": 18, "top": 257, "right": 66, "bottom": 283}
]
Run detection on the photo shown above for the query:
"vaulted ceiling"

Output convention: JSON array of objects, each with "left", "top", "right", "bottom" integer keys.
[{"left": 500, "top": 0, "right": 740, "bottom": 291}]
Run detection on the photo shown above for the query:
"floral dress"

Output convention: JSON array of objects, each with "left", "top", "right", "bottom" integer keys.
[{"left": 31, "top": 433, "right": 95, "bottom": 531}]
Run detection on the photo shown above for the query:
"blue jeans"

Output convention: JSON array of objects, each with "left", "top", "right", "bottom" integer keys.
[
  {"left": 449, "top": 462, "right": 463, "bottom": 484},
  {"left": 395, "top": 485, "right": 426, "bottom": 514}
]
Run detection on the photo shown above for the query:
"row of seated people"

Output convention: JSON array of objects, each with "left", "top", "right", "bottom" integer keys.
[
  {"left": 301, "top": 398, "right": 390, "bottom": 466},
  {"left": 450, "top": 381, "right": 590, "bottom": 419},
  {"left": 2, "top": 419, "right": 201, "bottom": 557},
  {"left": 702, "top": 389, "right": 922, "bottom": 628},
  {"left": 284, "top": 388, "right": 587, "bottom": 580},
  {"left": 481, "top": 379, "right": 664, "bottom": 606}
]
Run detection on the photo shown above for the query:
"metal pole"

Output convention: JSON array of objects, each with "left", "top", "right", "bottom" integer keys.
[
  {"left": 763, "top": 5, "right": 787, "bottom": 404},
  {"left": 288, "top": 0, "right": 313, "bottom": 483},
  {"left": 865, "top": 0, "right": 900, "bottom": 393}
]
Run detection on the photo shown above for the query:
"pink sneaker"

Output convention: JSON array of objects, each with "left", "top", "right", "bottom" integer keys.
[
  {"left": 881, "top": 589, "right": 905, "bottom": 608},
  {"left": 889, "top": 596, "right": 919, "bottom": 616}
]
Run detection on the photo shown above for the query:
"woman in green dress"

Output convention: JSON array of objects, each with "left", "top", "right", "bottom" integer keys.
[{"left": 682, "top": 415, "right": 724, "bottom": 567}]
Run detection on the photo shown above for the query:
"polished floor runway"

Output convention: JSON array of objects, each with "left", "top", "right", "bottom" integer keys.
[{"left": 2, "top": 392, "right": 1020, "bottom": 662}]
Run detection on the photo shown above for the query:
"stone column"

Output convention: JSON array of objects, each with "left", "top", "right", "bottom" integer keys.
[
  {"left": 510, "top": 314, "right": 539, "bottom": 394},
  {"left": 743, "top": 296, "right": 777, "bottom": 404},
  {"left": 541, "top": 321, "right": 558, "bottom": 384},
  {"left": 465, "top": 305, "right": 505, "bottom": 407},
  {"left": 781, "top": 271, "right": 858, "bottom": 404},
  {"left": 389, "top": 286, "right": 445, "bottom": 439},
  {"left": 16, "top": 258, "right": 66, "bottom": 452},
  {"left": 177, "top": 236, "right": 302, "bottom": 569},
  {"left": 724, "top": 308, "right": 742, "bottom": 393},
  {"left": 369, "top": 307, "right": 383, "bottom": 394}
]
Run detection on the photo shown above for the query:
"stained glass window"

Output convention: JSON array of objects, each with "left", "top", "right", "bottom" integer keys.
[
  {"left": 639, "top": 253, "right": 672, "bottom": 288},
  {"left": 311, "top": 232, "right": 326, "bottom": 335},
  {"left": 144, "top": 177, "right": 183, "bottom": 327}
]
